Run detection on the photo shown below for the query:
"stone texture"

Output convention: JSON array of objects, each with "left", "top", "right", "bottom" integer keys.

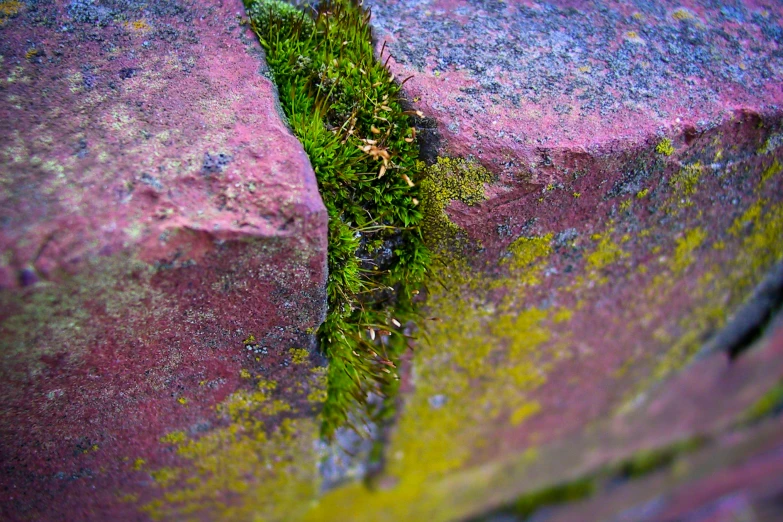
[
  {"left": 0, "top": 0, "right": 327, "bottom": 519},
  {"left": 297, "top": 0, "right": 783, "bottom": 519},
  {"left": 301, "top": 113, "right": 783, "bottom": 521},
  {"left": 2, "top": 0, "right": 783, "bottom": 520},
  {"left": 369, "top": 0, "right": 783, "bottom": 173}
]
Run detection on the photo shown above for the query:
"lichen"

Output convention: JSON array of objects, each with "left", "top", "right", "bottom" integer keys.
[
  {"left": 760, "top": 159, "right": 781, "bottom": 186},
  {"left": 0, "top": 0, "right": 22, "bottom": 22},
  {"left": 669, "top": 161, "right": 702, "bottom": 197},
  {"left": 419, "top": 156, "right": 495, "bottom": 253},
  {"left": 141, "top": 369, "right": 326, "bottom": 520},
  {"left": 655, "top": 138, "right": 674, "bottom": 156}
]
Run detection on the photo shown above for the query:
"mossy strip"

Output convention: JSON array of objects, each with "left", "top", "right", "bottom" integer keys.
[
  {"left": 740, "top": 380, "right": 783, "bottom": 424},
  {"left": 616, "top": 436, "right": 705, "bottom": 479},
  {"left": 244, "top": 0, "right": 430, "bottom": 437}
]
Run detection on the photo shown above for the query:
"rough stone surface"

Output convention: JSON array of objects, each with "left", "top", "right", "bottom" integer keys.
[
  {"left": 2, "top": 0, "right": 783, "bottom": 521},
  {"left": 369, "top": 0, "right": 783, "bottom": 173},
  {"left": 0, "top": 0, "right": 327, "bottom": 520}
]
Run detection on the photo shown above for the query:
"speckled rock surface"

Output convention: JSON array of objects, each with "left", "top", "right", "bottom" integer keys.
[
  {"left": 369, "top": 0, "right": 783, "bottom": 173},
  {"left": 0, "top": 0, "right": 327, "bottom": 520},
  {"left": 2, "top": 0, "right": 783, "bottom": 521}
]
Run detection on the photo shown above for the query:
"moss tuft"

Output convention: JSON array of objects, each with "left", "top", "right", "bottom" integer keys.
[{"left": 244, "top": 0, "right": 430, "bottom": 437}]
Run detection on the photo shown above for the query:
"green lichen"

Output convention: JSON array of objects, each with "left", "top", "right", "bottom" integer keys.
[{"left": 244, "top": 0, "right": 430, "bottom": 437}]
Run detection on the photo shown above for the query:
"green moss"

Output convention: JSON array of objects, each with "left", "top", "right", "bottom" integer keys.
[
  {"left": 505, "top": 477, "right": 596, "bottom": 519},
  {"left": 741, "top": 380, "right": 783, "bottom": 424},
  {"left": 244, "top": 0, "right": 430, "bottom": 437},
  {"left": 655, "top": 138, "right": 675, "bottom": 156},
  {"left": 616, "top": 437, "right": 704, "bottom": 478}
]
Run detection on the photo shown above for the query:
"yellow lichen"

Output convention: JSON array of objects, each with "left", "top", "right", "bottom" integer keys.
[
  {"left": 510, "top": 401, "right": 542, "bottom": 426},
  {"left": 502, "top": 234, "right": 553, "bottom": 286},
  {"left": 656, "top": 138, "right": 675, "bottom": 156},
  {"left": 669, "top": 162, "right": 702, "bottom": 197},
  {"left": 419, "top": 157, "right": 494, "bottom": 251},
  {"left": 671, "top": 8, "right": 694, "bottom": 21},
  {"left": 160, "top": 431, "right": 187, "bottom": 445},
  {"left": 761, "top": 159, "right": 781, "bottom": 186},
  {"left": 0, "top": 0, "right": 22, "bottom": 18},
  {"left": 289, "top": 347, "right": 309, "bottom": 365},
  {"left": 126, "top": 19, "right": 152, "bottom": 33},
  {"left": 585, "top": 231, "right": 627, "bottom": 272},
  {"left": 672, "top": 228, "right": 707, "bottom": 276}
]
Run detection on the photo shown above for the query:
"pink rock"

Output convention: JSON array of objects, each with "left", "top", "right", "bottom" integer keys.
[
  {"left": 369, "top": 0, "right": 783, "bottom": 175},
  {"left": 0, "top": 0, "right": 326, "bottom": 519}
]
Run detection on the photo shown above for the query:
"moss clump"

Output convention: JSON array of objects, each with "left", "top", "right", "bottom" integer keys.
[
  {"left": 244, "top": 0, "right": 430, "bottom": 437},
  {"left": 656, "top": 138, "right": 675, "bottom": 156}
]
